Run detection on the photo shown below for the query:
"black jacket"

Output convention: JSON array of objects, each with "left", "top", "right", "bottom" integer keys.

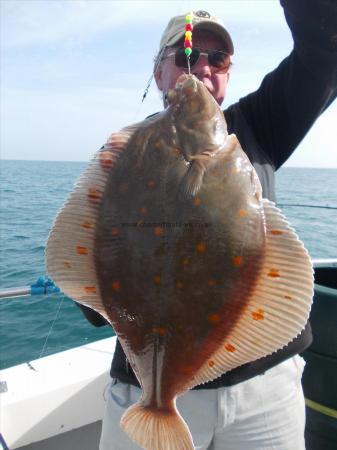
[{"left": 78, "top": 0, "right": 337, "bottom": 388}]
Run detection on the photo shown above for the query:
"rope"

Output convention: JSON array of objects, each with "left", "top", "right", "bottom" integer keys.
[{"left": 305, "top": 397, "right": 337, "bottom": 419}]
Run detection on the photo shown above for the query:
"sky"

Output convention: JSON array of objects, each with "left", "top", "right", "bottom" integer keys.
[{"left": 1, "top": 0, "right": 336, "bottom": 167}]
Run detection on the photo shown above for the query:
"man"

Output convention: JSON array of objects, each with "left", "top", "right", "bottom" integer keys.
[{"left": 79, "top": 2, "right": 337, "bottom": 449}]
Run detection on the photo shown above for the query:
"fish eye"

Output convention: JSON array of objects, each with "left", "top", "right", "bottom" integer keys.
[{"left": 166, "top": 89, "right": 178, "bottom": 104}]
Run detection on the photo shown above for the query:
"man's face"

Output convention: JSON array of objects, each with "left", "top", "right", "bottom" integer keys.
[{"left": 154, "top": 30, "right": 231, "bottom": 107}]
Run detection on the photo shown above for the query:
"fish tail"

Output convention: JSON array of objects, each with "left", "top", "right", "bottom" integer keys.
[{"left": 120, "top": 401, "right": 194, "bottom": 450}]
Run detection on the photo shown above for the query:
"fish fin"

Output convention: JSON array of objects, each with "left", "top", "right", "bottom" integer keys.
[
  {"left": 178, "top": 160, "right": 206, "bottom": 201},
  {"left": 185, "top": 199, "right": 313, "bottom": 390},
  {"left": 45, "top": 125, "right": 139, "bottom": 318},
  {"left": 120, "top": 401, "right": 194, "bottom": 450}
]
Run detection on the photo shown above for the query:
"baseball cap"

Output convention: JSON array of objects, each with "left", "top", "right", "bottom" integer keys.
[{"left": 159, "top": 10, "right": 234, "bottom": 55}]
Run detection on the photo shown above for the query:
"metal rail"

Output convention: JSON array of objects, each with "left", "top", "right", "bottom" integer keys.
[{"left": 0, "top": 276, "right": 60, "bottom": 300}]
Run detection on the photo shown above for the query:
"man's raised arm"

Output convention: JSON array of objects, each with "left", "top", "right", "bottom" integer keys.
[{"left": 236, "top": 0, "right": 337, "bottom": 169}]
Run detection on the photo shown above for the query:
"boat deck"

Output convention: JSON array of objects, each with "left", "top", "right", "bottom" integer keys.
[
  {"left": 18, "top": 422, "right": 102, "bottom": 450},
  {"left": 1, "top": 259, "right": 336, "bottom": 450}
]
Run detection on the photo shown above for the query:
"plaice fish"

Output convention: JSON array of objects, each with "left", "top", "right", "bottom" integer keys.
[{"left": 46, "top": 74, "right": 313, "bottom": 450}]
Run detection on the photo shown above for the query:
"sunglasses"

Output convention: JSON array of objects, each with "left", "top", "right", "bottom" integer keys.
[{"left": 163, "top": 47, "right": 232, "bottom": 73}]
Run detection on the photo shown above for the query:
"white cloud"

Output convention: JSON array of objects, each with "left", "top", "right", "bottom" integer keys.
[
  {"left": 1, "top": 0, "right": 144, "bottom": 47},
  {"left": 2, "top": 83, "right": 336, "bottom": 167},
  {"left": 1, "top": 85, "right": 163, "bottom": 161},
  {"left": 1, "top": 0, "right": 336, "bottom": 167},
  {"left": 1, "top": 0, "right": 285, "bottom": 48}
]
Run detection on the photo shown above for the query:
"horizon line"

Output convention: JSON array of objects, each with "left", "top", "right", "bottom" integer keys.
[{"left": 1, "top": 159, "right": 337, "bottom": 170}]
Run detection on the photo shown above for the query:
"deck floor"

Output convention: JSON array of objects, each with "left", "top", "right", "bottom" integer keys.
[{"left": 17, "top": 421, "right": 102, "bottom": 450}]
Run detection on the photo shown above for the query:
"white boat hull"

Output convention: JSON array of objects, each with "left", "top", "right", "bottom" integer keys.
[{"left": 1, "top": 337, "right": 116, "bottom": 449}]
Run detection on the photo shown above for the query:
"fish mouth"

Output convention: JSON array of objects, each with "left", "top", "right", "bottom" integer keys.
[
  {"left": 175, "top": 73, "right": 191, "bottom": 86},
  {"left": 175, "top": 74, "right": 198, "bottom": 92},
  {"left": 179, "top": 76, "right": 217, "bottom": 102},
  {"left": 165, "top": 75, "right": 199, "bottom": 107}
]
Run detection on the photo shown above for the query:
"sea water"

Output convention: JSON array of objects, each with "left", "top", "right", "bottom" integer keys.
[{"left": 0, "top": 160, "right": 336, "bottom": 369}]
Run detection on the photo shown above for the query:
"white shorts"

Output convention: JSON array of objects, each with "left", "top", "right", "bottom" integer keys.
[{"left": 99, "top": 355, "right": 306, "bottom": 450}]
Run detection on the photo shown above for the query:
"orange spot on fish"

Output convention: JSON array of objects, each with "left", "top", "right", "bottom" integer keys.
[
  {"left": 139, "top": 207, "right": 148, "bottom": 215},
  {"left": 154, "top": 141, "right": 161, "bottom": 150},
  {"left": 88, "top": 188, "right": 102, "bottom": 200},
  {"left": 176, "top": 281, "right": 184, "bottom": 289},
  {"left": 224, "top": 343, "right": 236, "bottom": 353},
  {"left": 119, "top": 183, "right": 129, "bottom": 193},
  {"left": 147, "top": 180, "right": 156, "bottom": 188},
  {"left": 268, "top": 269, "right": 280, "bottom": 278},
  {"left": 252, "top": 309, "right": 265, "bottom": 321},
  {"left": 111, "top": 227, "right": 119, "bottom": 236},
  {"left": 271, "top": 229, "right": 283, "bottom": 235},
  {"left": 99, "top": 151, "right": 113, "bottom": 168},
  {"left": 208, "top": 279, "right": 216, "bottom": 287},
  {"left": 196, "top": 243, "right": 206, "bottom": 253},
  {"left": 233, "top": 256, "right": 243, "bottom": 266},
  {"left": 153, "top": 275, "right": 161, "bottom": 285},
  {"left": 208, "top": 360, "right": 215, "bottom": 368},
  {"left": 239, "top": 209, "right": 247, "bottom": 217},
  {"left": 207, "top": 313, "right": 221, "bottom": 324},
  {"left": 63, "top": 261, "right": 71, "bottom": 268},
  {"left": 112, "top": 281, "right": 121, "bottom": 292},
  {"left": 81, "top": 222, "right": 94, "bottom": 229},
  {"left": 84, "top": 286, "right": 96, "bottom": 294},
  {"left": 154, "top": 227, "right": 164, "bottom": 236},
  {"left": 284, "top": 295, "right": 293, "bottom": 300},
  {"left": 182, "top": 366, "right": 194, "bottom": 375},
  {"left": 77, "top": 246, "right": 88, "bottom": 255},
  {"left": 152, "top": 327, "right": 167, "bottom": 336},
  {"left": 193, "top": 197, "right": 201, "bottom": 206}
]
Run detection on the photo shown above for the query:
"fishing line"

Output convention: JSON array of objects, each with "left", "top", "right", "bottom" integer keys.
[
  {"left": 185, "top": 14, "right": 193, "bottom": 75},
  {"left": 141, "top": 9, "right": 188, "bottom": 104},
  {"left": 38, "top": 294, "right": 65, "bottom": 359},
  {"left": 278, "top": 203, "right": 337, "bottom": 210},
  {"left": 141, "top": 46, "right": 166, "bottom": 104},
  {"left": 187, "top": 57, "right": 191, "bottom": 75},
  {"left": 133, "top": 45, "right": 166, "bottom": 120}
]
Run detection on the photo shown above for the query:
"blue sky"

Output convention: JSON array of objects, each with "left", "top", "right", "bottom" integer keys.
[{"left": 1, "top": 0, "right": 336, "bottom": 167}]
